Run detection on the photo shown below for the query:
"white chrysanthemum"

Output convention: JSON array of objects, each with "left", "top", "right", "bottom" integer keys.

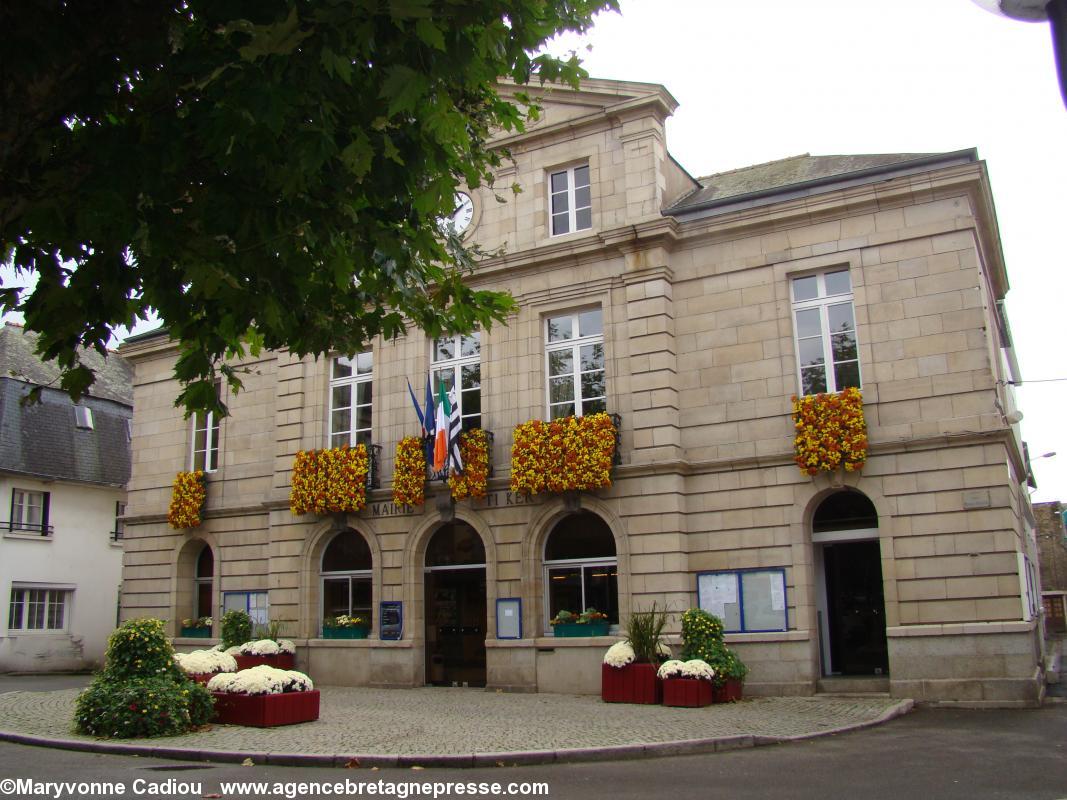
[
  {"left": 603, "top": 640, "right": 636, "bottom": 668},
  {"left": 175, "top": 649, "right": 238, "bottom": 676},
  {"left": 224, "top": 645, "right": 243, "bottom": 655},
  {"left": 277, "top": 639, "right": 296, "bottom": 654},
  {"left": 680, "top": 659, "right": 715, "bottom": 680},
  {"left": 209, "top": 665, "right": 313, "bottom": 695},
  {"left": 657, "top": 641, "right": 673, "bottom": 657},
  {"left": 239, "top": 639, "right": 281, "bottom": 656},
  {"left": 657, "top": 659, "right": 686, "bottom": 679}
]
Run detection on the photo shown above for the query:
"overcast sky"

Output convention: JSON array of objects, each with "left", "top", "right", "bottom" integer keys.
[{"left": 546, "top": 0, "right": 1067, "bottom": 502}]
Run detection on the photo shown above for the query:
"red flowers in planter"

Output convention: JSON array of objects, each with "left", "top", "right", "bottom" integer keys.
[
  {"left": 511, "top": 413, "right": 616, "bottom": 496},
  {"left": 289, "top": 446, "right": 369, "bottom": 515},
  {"left": 792, "top": 387, "right": 867, "bottom": 475}
]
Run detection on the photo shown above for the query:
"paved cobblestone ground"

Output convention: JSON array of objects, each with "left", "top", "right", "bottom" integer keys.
[{"left": 0, "top": 686, "right": 905, "bottom": 757}]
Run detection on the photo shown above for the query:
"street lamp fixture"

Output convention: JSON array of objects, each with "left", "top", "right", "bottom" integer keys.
[{"left": 972, "top": 0, "right": 1067, "bottom": 107}]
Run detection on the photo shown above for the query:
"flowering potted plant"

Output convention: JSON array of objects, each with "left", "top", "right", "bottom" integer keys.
[
  {"left": 233, "top": 638, "right": 297, "bottom": 671},
  {"left": 208, "top": 665, "right": 319, "bottom": 727},
  {"left": 321, "top": 614, "right": 369, "bottom": 639},
  {"left": 168, "top": 470, "right": 206, "bottom": 529},
  {"left": 706, "top": 646, "right": 748, "bottom": 703},
  {"left": 550, "top": 608, "right": 611, "bottom": 637},
  {"left": 180, "top": 616, "right": 212, "bottom": 638},
  {"left": 658, "top": 659, "right": 716, "bottom": 707},
  {"left": 601, "top": 604, "right": 671, "bottom": 704},
  {"left": 174, "top": 649, "right": 238, "bottom": 685}
]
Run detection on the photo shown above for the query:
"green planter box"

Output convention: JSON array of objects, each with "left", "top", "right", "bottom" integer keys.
[
  {"left": 552, "top": 621, "right": 610, "bottom": 637},
  {"left": 180, "top": 627, "right": 211, "bottom": 638},
  {"left": 322, "top": 627, "right": 369, "bottom": 639}
]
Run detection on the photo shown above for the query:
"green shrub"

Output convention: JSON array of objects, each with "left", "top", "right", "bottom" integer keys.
[
  {"left": 74, "top": 676, "right": 213, "bottom": 738},
  {"left": 625, "top": 603, "right": 670, "bottom": 664},
  {"left": 103, "top": 618, "right": 183, "bottom": 682},
  {"left": 220, "top": 610, "right": 252, "bottom": 649},
  {"left": 680, "top": 608, "right": 725, "bottom": 662}
]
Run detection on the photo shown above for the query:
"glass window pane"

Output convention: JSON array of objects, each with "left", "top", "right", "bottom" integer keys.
[
  {"left": 331, "top": 385, "right": 351, "bottom": 410},
  {"left": 462, "top": 388, "right": 480, "bottom": 419},
  {"left": 332, "top": 357, "right": 353, "bottom": 379},
  {"left": 581, "top": 371, "right": 605, "bottom": 400},
  {"left": 795, "top": 308, "right": 822, "bottom": 339},
  {"left": 575, "top": 207, "right": 592, "bottom": 230},
  {"left": 355, "top": 352, "right": 373, "bottom": 374},
  {"left": 582, "top": 397, "right": 607, "bottom": 416},
  {"left": 574, "top": 185, "right": 591, "bottom": 208},
  {"left": 8, "top": 590, "right": 22, "bottom": 629},
  {"left": 331, "top": 432, "right": 349, "bottom": 449},
  {"left": 578, "top": 309, "right": 602, "bottom": 338},
  {"left": 551, "top": 213, "right": 569, "bottom": 235},
  {"left": 461, "top": 363, "right": 480, "bottom": 390},
  {"left": 355, "top": 430, "right": 372, "bottom": 448},
  {"left": 824, "top": 270, "right": 851, "bottom": 295},
  {"left": 550, "top": 376, "right": 575, "bottom": 403},
  {"left": 550, "top": 171, "right": 568, "bottom": 193},
  {"left": 585, "top": 565, "right": 619, "bottom": 624},
  {"left": 356, "top": 405, "right": 372, "bottom": 431},
  {"left": 801, "top": 366, "right": 827, "bottom": 395},
  {"left": 552, "top": 190, "right": 569, "bottom": 213},
  {"left": 461, "top": 334, "right": 480, "bottom": 357},
  {"left": 831, "top": 330, "right": 857, "bottom": 362},
  {"left": 192, "top": 451, "right": 206, "bottom": 471},
  {"left": 356, "top": 381, "right": 372, "bottom": 405},
  {"left": 331, "top": 409, "right": 352, "bottom": 436},
  {"left": 547, "top": 316, "right": 573, "bottom": 342},
  {"left": 798, "top": 337, "right": 825, "bottom": 367},
  {"left": 547, "top": 567, "right": 582, "bottom": 620},
  {"left": 827, "top": 302, "right": 855, "bottom": 333},
  {"left": 550, "top": 402, "right": 575, "bottom": 419},
  {"left": 196, "top": 581, "right": 212, "bottom": 619},
  {"left": 224, "top": 593, "right": 246, "bottom": 613},
  {"left": 352, "top": 578, "right": 372, "bottom": 629},
  {"left": 580, "top": 343, "right": 604, "bottom": 371},
  {"left": 792, "top": 275, "right": 818, "bottom": 302},
  {"left": 434, "top": 337, "right": 455, "bottom": 362},
  {"left": 548, "top": 350, "right": 573, "bottom": 377},
  {"left": 323, "top": 578, "right": 350, "bottom": 620},
  {"left": 433, "top": 368, "right": 455, "bottom": 393},
  {"left": 48, "top": 593, "right": 64, "bottom": 629},
  {"left": 834, "top": 360, "right": 861, "bottom": 391},
  {"left": 573, "top": 165, "right": 589, "bottom": 187}
]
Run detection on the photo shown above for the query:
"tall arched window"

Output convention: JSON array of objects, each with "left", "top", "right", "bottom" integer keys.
[
  {"left": 194, "top": 545, "right": 214, "bottom": 620},
  {"left": 543, "top": 513, "right": 617, "bottom": 629},
  {"left": 321, "top": 529, "right": 373, "bottom": 633}
]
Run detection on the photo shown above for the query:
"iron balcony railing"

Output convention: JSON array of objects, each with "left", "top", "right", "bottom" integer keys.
[{"left": 2, "top": 521, "right": 54, "bottom": 536}]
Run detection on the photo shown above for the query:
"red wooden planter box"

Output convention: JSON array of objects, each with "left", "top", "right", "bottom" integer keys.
[
  {"left": 233, "top": 653, "right": 295, "bottom": 671},
  {"left": 601, "top": 662, "right": 662, "bottom": 704},
  {"left": 713, "top": 679, "right": 744, "bottom": 703},
  {"left": 188, "top": 671, "right": 226, "bottom": 686},
  {"left": 662, "top": 677, "right": 714, "bottom": 707},
  {"left": 211, "top": 690, "right": 320, "bottom": 727}
]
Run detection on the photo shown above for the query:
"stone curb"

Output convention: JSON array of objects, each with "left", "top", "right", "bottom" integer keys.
[{"left": 0, "top": 699, "right": 914, "bottom": 769}]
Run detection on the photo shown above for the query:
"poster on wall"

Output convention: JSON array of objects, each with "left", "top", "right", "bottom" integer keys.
[{"left": 696, "top": 569, "right": 787, "bottom": 633}]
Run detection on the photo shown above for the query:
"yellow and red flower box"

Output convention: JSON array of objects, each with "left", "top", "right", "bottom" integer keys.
[
  {"left": 392, "top": 436, "right": 427, "bottom": 507},
  {"left": 511, "top": 413, "right": 617, "bottom": 496},
  {"left": 792, "top": 387, "right": 867, "bottom": 475},
  {"left": 168, "top": 470, "right": 206, "bottom": 529},
  {"left": 449, "top": 429, "right": 490, "bottom": 501},
  {"left": 289, "top": 445, "right": 369, "bottom": 515}
]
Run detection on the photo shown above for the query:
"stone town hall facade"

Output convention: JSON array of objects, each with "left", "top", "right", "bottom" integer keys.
[{"left": 120, "top": 78, "right": 1044, "bottom": 705}]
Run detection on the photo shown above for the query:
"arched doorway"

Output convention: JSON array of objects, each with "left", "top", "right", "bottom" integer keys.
[
  {"left": 813, "top": 491, "right": 888, "bottom": 676},
  {"left": 424, "top": 522, "right": 486, "bottom": 687}
]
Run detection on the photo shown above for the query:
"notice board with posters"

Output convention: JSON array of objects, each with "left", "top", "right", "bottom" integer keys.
[{"left": 696, "top": 569, "right": 787, "bottom": 633}]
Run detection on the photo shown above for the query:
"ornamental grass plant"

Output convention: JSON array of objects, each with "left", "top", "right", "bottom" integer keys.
[{"left": 625, "top": 603, "right": 670, "bottom": 664}]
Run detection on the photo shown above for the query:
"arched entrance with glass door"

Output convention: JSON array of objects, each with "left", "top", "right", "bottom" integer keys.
[
  {"left": 424, "top": 522, "right": 487, "bottom": 687},
  {"left": 813, "top": 491, "right": 888, "bottom": 676}
]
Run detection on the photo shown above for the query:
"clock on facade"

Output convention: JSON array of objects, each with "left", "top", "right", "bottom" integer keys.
[{"left": 445, "top": 192, "right": 475, "bottom": 235}]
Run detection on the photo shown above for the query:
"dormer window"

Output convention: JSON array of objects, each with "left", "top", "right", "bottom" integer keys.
[
  {"left": 549, "top": 164, "right": 592, "bottom": 236},
  {"left": 74, "top": 406, "right": 93, "bottom": 430}
]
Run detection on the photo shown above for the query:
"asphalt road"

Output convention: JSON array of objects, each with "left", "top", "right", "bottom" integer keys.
[{"left": 0, "top": 704, "right": 1064, "bottom": 799}]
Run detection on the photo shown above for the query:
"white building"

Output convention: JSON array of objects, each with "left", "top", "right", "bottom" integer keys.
[{"left": 0, "top": 324, "right": 131, "bottom": 672}]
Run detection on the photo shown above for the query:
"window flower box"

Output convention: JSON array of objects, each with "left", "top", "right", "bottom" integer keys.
[
  {"left": 713, "top": 678, "right": 744, "bottom": 703},
  {"left": 322, "top": 627, "right": 369, "bottom": 640},
  {"left": 553, "top": 622, "right": 610, "bottom": 637},
  {"left": 601, "top": 662, "right": 662, "bottom": 704},
  {"left": 179, "top": 626, "right": 211, "bottom": 638},
  {"left": 662, "top": 677, "right": 714, "bottom": 708},
  {"left": 212, "top": 689, "right": 320, "bottom": 727}
]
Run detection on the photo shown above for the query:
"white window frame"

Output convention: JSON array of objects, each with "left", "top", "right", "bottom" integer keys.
[
  {"left": 431, "top": 333, "right": 481, "bottom": 431},
  {"left": 112, "top": 501, "right": 126, "bottom": 541},
  {"left": 319, "top": 531, "right": 374, "bottom": 634},
  {"left": 544, "top": 308, "right": 606, "bottom": 419},
  {"left": 328, "top": 352, "right": 373, "bottom": 449},
  {"left": 223, "top": 591, "right": 269, "bottom": 629},
  {"left": 549, "top": 163, "right": 592, "bottom": 237},
  {"left": 8, "top": 586, "right": 71, "bottom": 632},
  {"left": 10, "top": 489, "right": 50, "bottom": 536},
  {"left": 791, "top": 269, "right": 861, "bottom": 395},
  {"left": 542, "top": 555, "right": 618, "bottom": 632},
  {"left": 190, "top": 393, "right": 221, "bottom": 473}
]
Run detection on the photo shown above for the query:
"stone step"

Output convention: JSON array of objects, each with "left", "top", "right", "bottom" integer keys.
[{"left": 817, "top": 676, "right": 890, "bottom": 694}]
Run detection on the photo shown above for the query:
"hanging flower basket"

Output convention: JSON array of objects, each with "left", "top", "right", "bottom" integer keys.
[
  {"left": 289, "top": 445, "right": 369, "bottom": 515},
  {"left": 511, "top": 413, "right": 617, "bottom": 496},
  {"left": 392, "top": 436, "right": 427, "bottom": 507},
  {"left": 792, "top": 387, "right": 867, "bottom": 475},
  {"left": 168, "top": 471, "right": 206, "bottom": 529},
  {"left": 448, "top": 428, "right": 491, "bottom": 501}
]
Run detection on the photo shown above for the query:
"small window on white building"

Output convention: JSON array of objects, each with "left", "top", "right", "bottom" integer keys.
[
  {"left": 74, "top": 405, "right": 93, "bottom": 429},
  {"left": 9, "top": 489, "right": 50, "bottom": 536},
  {"left": 791, "top": 269, "right": 860, "bottom": 396},
  {"left": 549, "top": 164, "right": 592, "bottom": 236},
  {"left": 8, "top": 587, "right": 70, "bottom": 631}
]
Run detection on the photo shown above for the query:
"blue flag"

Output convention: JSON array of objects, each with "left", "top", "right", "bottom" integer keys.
[
  {"left": 406, "top": 378, "right": 424, "bottom": 431},
  {"left": 423, "top": 373, "right": 436, "bottom": 438}
]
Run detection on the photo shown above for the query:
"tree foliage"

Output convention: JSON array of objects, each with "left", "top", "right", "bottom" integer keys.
[{"left": 1, "top": 0, "right": 616, "bottom": 413}]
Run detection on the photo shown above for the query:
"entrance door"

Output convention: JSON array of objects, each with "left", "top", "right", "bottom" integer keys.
[
  {"left": 425, "top": 568, "right": 487, "bottom": 686},
  {"left": 424, "top": 522, "right": 487, "bottom": 687},
  {"left": 822, "top": 540, "right": 888, "bottom": 675}
]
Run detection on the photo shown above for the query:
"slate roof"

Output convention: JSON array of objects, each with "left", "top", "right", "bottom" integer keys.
[
  {"left": 666, "top": 150, "right": 977, "bottom": 216},
  {"left": 0, "top": 324, "right": 132, "bottom": 486}
]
